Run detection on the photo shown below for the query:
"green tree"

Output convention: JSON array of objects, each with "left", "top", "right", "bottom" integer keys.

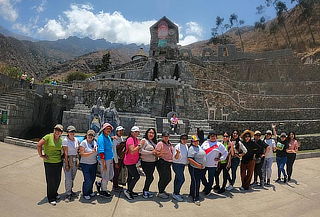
[
  {"left": 96, "top": 51, "right": 112, "bottom": 73},
  {"left": 66, "top": 71, "right": 88, "bottom": 83},
  {"left": 229, "top": 13, "right": 245, "bottom": 52}
]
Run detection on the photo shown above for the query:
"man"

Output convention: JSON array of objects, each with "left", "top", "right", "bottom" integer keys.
[
  {"left": 112, "top": 126, "right": 125, "bottom": 191},
  {"left": 96, "top": 123, "right": 114, "bottom": 198},
  {"left": 252, "top": 131, "right": 268, "bottom": 187},
  {"left": 200, "top": 131, "right": 228, "bottom": 195}
]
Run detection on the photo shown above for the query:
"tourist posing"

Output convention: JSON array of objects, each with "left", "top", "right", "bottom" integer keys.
[
  {"left": 140, "top": 128, "right": 158, "bottom": 199},
  {"left": 172, "top": 134, "right": 189, "bottom": 202},
  {"left": 226, "top": 130, "right": 247, "bottom": 191},
  {"left": 123, "top": 126, "right": 141, "bottom": 200},
  {"left": 252, "top": 131, "right": 268, "bottom": 187},
  {"left": 201, "top": 131, "right": 228, "bottom": 195},
  {"left": 155, "top": 132, "right": 173, "bottom": 199},
  {"left": 214, "top": 132, "right": 232, "bottom": 194},
  {"left": 112, "top": 126, "right": 126, "bottom": 191},
  {"left": 240, "top": 130, "right": 260, "bottom": 190},
  {"left": 170, "top": 114, "right": 179, "bottom": 135},
  {"left": 79, "top": 130, "right": 98, "bottom": 200},
  {"left": 187, "top": 135, "right": 206, "bottom": 206},
  {"left": 272, "top": 124, "right": 289, "bottom": 183},
  {"left": 262, "top": 130, "right": 276, "bottom": 185},
  {"left": 286, "top": 132, "right": 300, "bottom": 181},
  {"left": 62, "top": 126, "right": 80, "bottom": 201},
  {"left": 97, "top": 123, "right": 114, "bottom": 198},
  {"left": 37, "top": 124, "right": 64, "bottom": 205}
]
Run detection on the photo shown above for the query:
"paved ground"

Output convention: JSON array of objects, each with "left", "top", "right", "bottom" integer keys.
[{"left": 0, "top": 142, "right": 319, "bottom": 217}]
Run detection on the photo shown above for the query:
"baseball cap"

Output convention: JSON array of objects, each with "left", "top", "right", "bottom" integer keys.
[
  {"left": 191, "top": 135, "right": 199, "bottom": 142},
  {"left": 67, "top": 125, "right": 76, "bottom": 132},
  {"left": 254, "top": 130, "right": 262, "bottom": 135},
  {"left": 131, "top": 126, "right": 140, "bottom": 132},
  {"left": 280, "top": 132, "right": 287, "bottom": 137},
  {"left": 54, "top": 124, "right": 64, "bottom": 131},
  {"left": 162, "top": 131, "right": 170, "bottom": 137},
  {"left": 87, "top": 129, "right": 95, "bottom": 136},
  {"left": 266, "top": 130, "right": 272, "bottom": 134},
  {"left": 116, "top": 126, "right": 124, "bottom": 131}
]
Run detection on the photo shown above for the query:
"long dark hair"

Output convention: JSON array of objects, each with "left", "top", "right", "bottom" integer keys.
[
  {"left": 231, "top": 130, "right": 241, "bottom": 151},
  {"left": 144, "top": 128, "right": 157, "bottom": 144},
  {"left": 287, "top": 131, "right": 296, "bottom": 142}
]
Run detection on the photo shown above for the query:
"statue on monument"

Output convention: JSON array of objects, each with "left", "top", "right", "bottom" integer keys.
[
  {"left": 104, "top": 101, "right": 120, "bottom": 136},
  {"left": 89, "top": 97, "right": 105, "bottom": 133}
]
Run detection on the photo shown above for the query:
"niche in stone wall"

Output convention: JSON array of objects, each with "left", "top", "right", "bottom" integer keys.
[
  {"left": 121, "top": 73, "right": 125, "bottom": 79},
  {"left": 173, "top": 64, "right": 180, "bottom": 80},
  {"left": 152, "top": 62, "right": 159, "bottom": 80}
]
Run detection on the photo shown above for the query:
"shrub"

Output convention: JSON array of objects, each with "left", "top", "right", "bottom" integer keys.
[{"left": 66, "top": 71, "right": 88, "bottom": 83}]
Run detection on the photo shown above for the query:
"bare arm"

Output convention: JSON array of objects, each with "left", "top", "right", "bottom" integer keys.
[
  {"left": 79, "top": 146, "right": 96, "bottom": 157},
  {"left": 188, "top": 158, "right": 203, "bottom": 169},
  {"left": 37, "top": 139, "right": 48, "bottom": 160}
]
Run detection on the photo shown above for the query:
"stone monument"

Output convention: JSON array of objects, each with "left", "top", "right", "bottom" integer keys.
[
  {"left": 89, "top": 97, "right": 105, "bottom": 133},
  {"left": 104, "top": 101, "right": 120, "bottom": 136}
]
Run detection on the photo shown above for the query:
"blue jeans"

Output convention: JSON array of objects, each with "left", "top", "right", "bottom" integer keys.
[
  {"left": 80, "top": 163, "right": 97, "bottom": 196},
  {"left": 200, "top": 166, "right": 216, "bottom": 194},
  {"left": 230, "top": 157, "right": 240, "bottom": 185},
  {"left": 172, "top": 163, "right": 186, "bottom": 195},
  {"left": 276, "top": 156, "right": 287, "bottom": 179},
  {"left": 188, "top": 165, "right": 204, "bottom": 201}
]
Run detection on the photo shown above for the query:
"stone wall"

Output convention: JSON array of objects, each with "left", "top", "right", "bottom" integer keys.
[{"left": 0, "top": 74, "right": 28, "bottom": 94}]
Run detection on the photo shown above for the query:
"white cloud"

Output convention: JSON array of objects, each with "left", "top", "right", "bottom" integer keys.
[
  {"left": 13, "top": 23, "right": 31, "bottom": 34},
  {"left": 0, "top": 0, "right": 18, "bottom": 22},
  {"left": 32, "top": 0, "right": 47, "bottom": 13},
  {"left": 36, "top": 4, "right": 203, "bottom": 45},
  {"left": 179, "top": 35, "right": 199, "bottom": 46}
]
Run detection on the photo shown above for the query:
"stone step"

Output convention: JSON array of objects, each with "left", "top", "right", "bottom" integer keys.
[{"left": 119, "top": 112, "right": 152, "bottom": 117}]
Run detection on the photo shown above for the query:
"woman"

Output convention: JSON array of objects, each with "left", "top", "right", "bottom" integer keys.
[
  {"left": 112, "top": 126, "right": 125, "bottom": 191},
  {"left": 272, "top": 124, "right": 289, "bottom": 183},
  {"left": 188, "top": 135, "right": 206, "bottom": 206},
  {"left": 37, "top": 124, "right": 64, "bottom": 206},
  {"left": 214, "top": 132, "right": 232, "bottom": 193},
  {"left": 140, "top": 128, "right": 158, "bottom": 199},
  {"left": 262, "top": 130, "right": 276, "bottom": 185},
  {"left": 226, "top": 130, "right": 247, "bottom": 191},
  {"left": 79, "top": 130, "right": 98, "bottom": 200},
  {"left": 62, "top": 126, "right": 80, "bottom": 201},
  {"left": 170, "top": 114, "right": 179, "bottom": 135},
  {"left": 172, "top": 134, "right": 189, "bottom": 202},
  {"left": 240, "top": 130, "right": 259, "bottom": 190},
  {"left": 123, "top": 126, "right": 141, "bottom": 200},
  {"left": 286, "top": 132, "right": 299, "bottom": 181},
  {"left": 155, "top": 131, "right": 173, "bottom": 199}
]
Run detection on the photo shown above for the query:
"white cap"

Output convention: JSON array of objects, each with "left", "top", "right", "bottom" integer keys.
[
  {"left": 131, "top": 126, "right": 140, "bottom": 132},
  {"left": 116, "top": 126, "right": 124, "bottom": 131}
]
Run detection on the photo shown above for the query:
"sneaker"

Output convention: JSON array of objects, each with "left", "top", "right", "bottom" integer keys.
[
  {"left": 124, "top": 190, "right": 133, "bottom": 200},
  {"left": 84, "top": 195, "right": 91, "bottom": 200},
  {"left": 157, "top": 192, "right": 169, "bottom": 199},
  {"left": 226, "top": 185, "right": 233, "bottom": 191},
  {"left": 194, "top": 200, "right": 201, "bottom": 206},
  {"left": 217, "top": 188, "right": 225, "bottom": 194},
  {"left": 239, "top": 187, "right": 245, "bottom": 191},
  {"left": 71, "top": 191, "right": 77, "bottom": 197},
  {"left": 284, "top": 176, "right": 287, "bottom": 183},
  {"left": 56, "top": 195, "right": 61, "bottom": 200},
  {"left": 90, "top": 192, "right": 96, "bottom": 197},
  {"left": 100, "top": 191, "right": 112, "bottom": 198},
  {"left": 66, "top": 194, "right": 72, "bottom": 201},
  {"left": 163, "top": 191, "right": 170, "bottom": 196},
  {"left": 143, "top": 191, "right": 154, "bottom": 199},
  {"left": 49, "top": 201, "right": 57, "bottom": 206},
  {"left": 131, "top": 192, "right": 139, "bottom": 197},
  {"left": 213, "top": 185, "right": 220, "bottom": 191},
  {"left": 95, "top": 181, "right": 101, "bottom": 193},
  {"left": 275, "top": 178, "right": 281, "bottom": 182},
  {"left": 172, "top": 193, "right": 183, "bottom": 202}
]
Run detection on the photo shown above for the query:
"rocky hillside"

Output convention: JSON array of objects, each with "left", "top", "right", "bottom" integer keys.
[{"left": 186, "top": 2, "right": 320, "bottom": 62}]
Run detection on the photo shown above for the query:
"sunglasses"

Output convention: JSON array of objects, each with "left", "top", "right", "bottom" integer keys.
[
  {"left": 245, "top": 135, "right": 251, "bottom": 138},
  {"left": 255, "top": 134, "right": 261, "bottom": 136},
  {"left": 223, "top": 136, "right": 229, "bottom": 138}
]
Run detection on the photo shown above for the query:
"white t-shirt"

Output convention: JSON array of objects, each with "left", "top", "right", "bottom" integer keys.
[
  {"left": 173, "top": 143, "right": 189, "bottom": 165},
  {"left": 80, "top": 140, "right": 97, "bottom": 165},
  {"left": 201, "top": 140, "right": 228, "bottom": 167},
  {"left": 62, "top": 137, "right": 79, "bottom": 156},
  {"left": 264, "top": 138, "right": 276, "bottom": 158}
]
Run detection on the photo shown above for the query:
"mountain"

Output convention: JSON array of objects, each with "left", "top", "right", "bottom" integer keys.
[{"left": 0, "top": 26, "right": 37, "bottom": 42}]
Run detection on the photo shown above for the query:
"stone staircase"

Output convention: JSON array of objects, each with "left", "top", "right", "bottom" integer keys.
[
  {"left": 188, "top": 119, "right": 212, "bottom": 135},
  {"left": 119, "top": 112, "right": 157, "bottom": 133}
]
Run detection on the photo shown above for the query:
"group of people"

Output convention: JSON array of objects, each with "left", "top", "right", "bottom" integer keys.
[{"left": 37, "top": 123, "right": 299, "bottom": 206}]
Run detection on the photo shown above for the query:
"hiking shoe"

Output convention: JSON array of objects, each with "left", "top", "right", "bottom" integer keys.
[
  {"left": 217, "top": 188, "right": 225, "bottom": 194},
  {"left": 157, "top": 192, "right": 169, "bottom": 199},
  {"left": 213, "top": 185, "right": 220, "bottom": 191},
  {"left": 194, "top": 200, "right": 201, "bottom": 206},
  {"left": 100, "top": 191, "right": 112, "bottom": 198},
  {"left": 172, "top": 193, "right": 183, "bottom": 202},
  {"left": 143, "top": 191, "right": 154, "bottom": 199},
  {"left": 66, "top": 194, "right": 72, "bottom": 201},
  {"left": 83, "top": 195, "right": 91, "bottom": 200},
  {"left": 131, "top": 192, "right": 139, "bottom": 197},
  {"left": 275, "top": 178, "right": 281, "bottom": 182},
  {"left": 124, "top": 190, "right": 133, "bottom": 200},
  {"left": 239, "top": 187, "right": 245, "bottom": 191},
  {"left": 95, "top": 181, "right": 101, "bottom": 193},
  {"left": 90, "top": 192, "right": 96, "bottom": 197},
  {"left": 50, "top": 201, "right": 57, "bottom": 206},
  {"left": 226, "top": 185, "right": 233, "bottom": 191},
  {"left": 163, "top": 191, "right": 170, "bottom": 196}
]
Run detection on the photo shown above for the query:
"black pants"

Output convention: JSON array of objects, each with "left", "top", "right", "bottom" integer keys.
[
  {"left": 188, "top": 165, "right": 203, "bottom": 201},
  {"left": 156, "top": 159, "right": 172, "bottom": 193},
  {"left": 126, "top": 164, "right": 140, "bottom": 193},
  {"left": 254, "top": 158, "right": 265, "bottom": 184},
  {"left": 286, "top": 153, "right": 296, "bottom": 179},
  {"left": 141, "top": 161, "right": 157, "bottom": 192},
  {"left": 44, "top": 162, "right": 62, "bottom": 202},
  {"left": 215, "top": 163, "right": 232, "bottom": 189}
]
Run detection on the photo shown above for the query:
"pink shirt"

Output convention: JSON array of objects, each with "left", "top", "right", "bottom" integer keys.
[
  {"left": 124, "top": 137, "right": 140, "bottom": 165},
  {"left": 155, "top": 141, "right": 173, "bottom": 162},
  {"left": 287, "top": 139, "right": 299, "bottom": 153}
]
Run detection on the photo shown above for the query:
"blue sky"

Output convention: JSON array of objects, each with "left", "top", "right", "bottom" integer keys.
[{"left": 0, "top": 0, "right": 295, "bottom": 45}]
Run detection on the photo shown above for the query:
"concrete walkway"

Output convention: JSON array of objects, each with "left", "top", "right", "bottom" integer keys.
[{"left": 0, "top": 142, "right": 319, "bottom": 217}]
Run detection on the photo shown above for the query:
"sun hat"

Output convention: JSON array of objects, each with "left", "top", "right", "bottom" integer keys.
[
  {"left": 87, "top": 129, "right": 95, "bottom": 136},
  {"left": 54, "top": 124, "right": 64, "bottom": 131},
  {"left": 254, "top": 130, "right": 262, "bottom": 135},
  {"left": 67, "top": 125, "right": 76, "bottom": 132},
  {"left": 101, "top": 123, "right": 114, "bottom": 131},
  {"left": 131, "top": 126, "right": 140, "bottom": 132},
  {"left": 240, "top": 129, "right": 254, "bottom": 139}
]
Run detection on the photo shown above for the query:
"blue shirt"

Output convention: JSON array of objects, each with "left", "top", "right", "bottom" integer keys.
[{"left": 97, "top": 133, "right": 114, "bottom": 161}]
